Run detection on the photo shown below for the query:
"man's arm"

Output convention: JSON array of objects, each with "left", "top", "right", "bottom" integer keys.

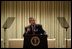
[
  {"left": 38, "top": 24, "right": 46, "bottom": 35},
  {"left": 23, "top": 27, "right": 27, "bottom": 36},
  {"left": 25, "top": 27, "right": 27, "bottom": 33}
]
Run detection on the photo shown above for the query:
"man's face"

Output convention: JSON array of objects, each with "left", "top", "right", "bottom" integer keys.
[{"left": 29, "top": 18, "right": 35, "bottom": 25}]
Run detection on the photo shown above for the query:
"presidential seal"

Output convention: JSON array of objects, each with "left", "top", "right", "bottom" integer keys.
[{"left": 31, "top": 36, "right": 40, "bottom": 46}]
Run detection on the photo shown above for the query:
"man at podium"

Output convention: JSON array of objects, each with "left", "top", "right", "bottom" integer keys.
[
  {"left": 23, "top": 17, "right": 48, "bottom": 48},
  {"left": 24, "top": 17, "right": 46, "bottom": 35}
]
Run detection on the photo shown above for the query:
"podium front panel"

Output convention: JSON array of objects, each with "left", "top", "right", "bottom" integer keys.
[{"left": 23, "top": 34, "right": 48, "bottom": 48}]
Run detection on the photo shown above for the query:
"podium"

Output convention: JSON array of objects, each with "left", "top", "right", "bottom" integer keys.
[{"left": 23, "top": 34, "right": 48, "bottom": 48}]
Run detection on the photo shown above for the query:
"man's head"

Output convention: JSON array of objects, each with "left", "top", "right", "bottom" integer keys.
[{"left": 29, "top": 17, "right": 36, "bottom": 25}]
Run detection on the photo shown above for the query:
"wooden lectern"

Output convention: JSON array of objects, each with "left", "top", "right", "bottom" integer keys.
[{"left": 23, "top": 34, "right": 48, "bottom": 48}]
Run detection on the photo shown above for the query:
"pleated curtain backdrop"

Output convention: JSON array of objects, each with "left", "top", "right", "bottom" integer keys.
[{"left": 1, "top": 1, "right": 71, "bottom": 48}]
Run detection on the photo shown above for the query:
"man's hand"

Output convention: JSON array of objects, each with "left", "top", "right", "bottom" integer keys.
[{"left": 27, "top": 28, "right": 30, "bottom": 32}]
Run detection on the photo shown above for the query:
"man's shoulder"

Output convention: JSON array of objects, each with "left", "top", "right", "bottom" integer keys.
[
  {"left": 36, "top": 24, "right": 42, "bottom": 27},
  {"left": 25, "top": 25, "right": 30, "bottom": 29},
  {"left": 25, "top": 24, "right": 42, "bottom": 28},
  {"left": 36, "top": 24, "right": 41, "bottom": 25}
]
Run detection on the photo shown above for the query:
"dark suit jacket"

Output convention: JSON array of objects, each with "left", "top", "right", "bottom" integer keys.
[{"left": 24, "top": 24, "right": 46, "bottom": 35}]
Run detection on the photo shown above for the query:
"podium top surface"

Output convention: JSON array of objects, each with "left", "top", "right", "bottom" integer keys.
[
  {"left": 24, "top": 34, "right": 48, "bottom": 37},
  {"left": 3, "top": 17, "right": 15, "bottom": 29}
]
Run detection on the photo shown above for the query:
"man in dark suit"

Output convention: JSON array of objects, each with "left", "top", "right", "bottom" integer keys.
[
  {"left": 23, "top": 17, "right": 48, "bottom": 48},
  {"left": 24, "top": 17, "right": 46, "bottom": 35}
]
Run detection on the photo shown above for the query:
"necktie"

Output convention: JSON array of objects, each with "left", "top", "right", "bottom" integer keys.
[{"left": 32, "top": 25, "right": 35, "bottom": 34}]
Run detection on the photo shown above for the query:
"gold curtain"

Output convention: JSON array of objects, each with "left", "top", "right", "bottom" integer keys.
[{"left": 1, "top": 1, "right": 71, "bottom": 48}]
